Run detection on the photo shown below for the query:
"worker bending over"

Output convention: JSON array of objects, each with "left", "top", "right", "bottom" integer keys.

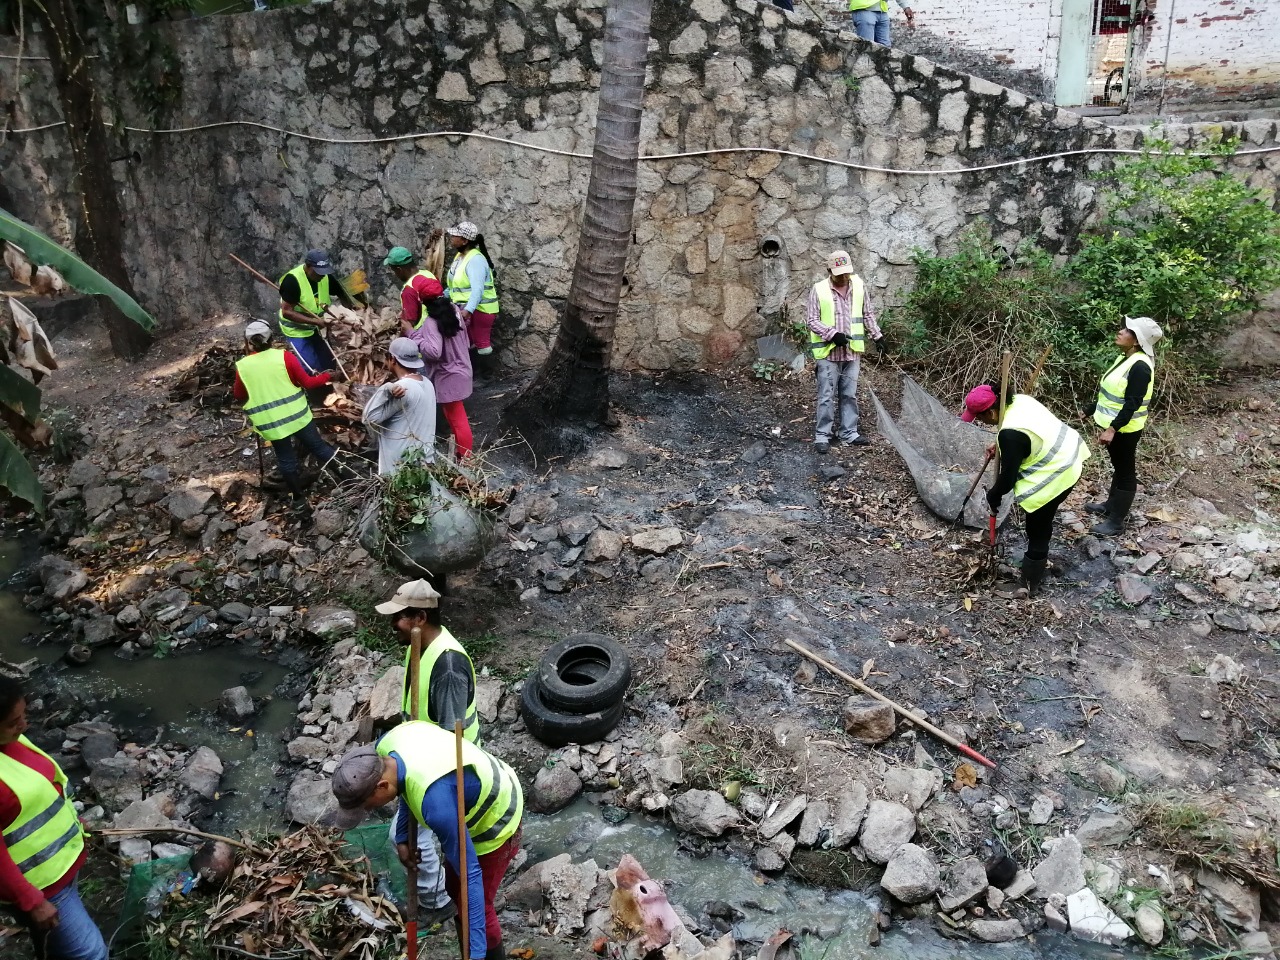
[
  {"left": 964, "top": 384, "right": 1091, "bottom": 595},
  {"left": 331, "top": 723, "right": 523, "bottom": 960}
]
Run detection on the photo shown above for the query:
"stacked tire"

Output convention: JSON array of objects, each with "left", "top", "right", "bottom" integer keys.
[{"left": 520, "top": 634, "right": 631, "bottom": 748}]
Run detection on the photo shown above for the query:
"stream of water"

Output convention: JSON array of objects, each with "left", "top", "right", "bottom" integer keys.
[
  {"left": 0, "top": 535, "right": 301, "bottom": 832},
  {"left": 524, "top": 802, "right": 1117, "bottom": 960}
]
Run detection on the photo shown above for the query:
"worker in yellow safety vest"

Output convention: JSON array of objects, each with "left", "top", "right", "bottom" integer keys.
[
  {"left": 277, "top": 248, "right": 359, "bottom": 374},
  {"left": 1087, "top": 316, "right": 1163, "bottom": 537},
  {"left": 367, "top": 578, "right": 481, "bottom": 929},
  {"left": 966, "top": 384, "right": 1091, "bottom": 595},
  {"left": 805, "top": 250, "right": 884, "bottom": 454},
  {"left": 232, "top": 319, "right": 341, "bottom": 516},
  {"left": 331, "top": 723, "right": 523, "bottom": 960},
  {"left": 0, "top": 675, "right": 108, "bottom": 960},
  {"left": 445, "top": 221, "right": 501, "bottom": 376},
  {"left": 848, "top": 0, "right": 915, "bottom": 46}
]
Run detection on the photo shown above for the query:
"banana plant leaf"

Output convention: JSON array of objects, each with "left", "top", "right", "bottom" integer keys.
[
  {"left": 0, "top": 429, "right": 42, "bottom": 511},
  {"left": 0, "top": 209, "right": 156, "bottom": 331},
  {"left": 0, "top": 363, "right": 40, "bottom": 420}
]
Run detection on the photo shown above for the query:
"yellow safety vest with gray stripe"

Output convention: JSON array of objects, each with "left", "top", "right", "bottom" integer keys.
[
  {"left": 1002, "top": 394, "right": 1091, "bottom": 513},
  {"left": 810, "top": 277, "right": 865, "bottom": 360},
  {"left": 0, "top": 736, "right": 85, "bottom": 901},
  {"left": 446, "top": 249, "right": 499, "bottom": 314},
  {"left": 277, "top": 265, "right": 330, "bottom": 339},
  {"left": 236, "top": 349, "right": 313, "bottom": 442},
  {"left": 1093, "top": 353, "right": 1153, "bottom": 434},
  {"left": 377, "top": 721, "right": 522, "bottom": 856},
  {"left": 401, "top": 626, "right": 480, "bottom": 744}
]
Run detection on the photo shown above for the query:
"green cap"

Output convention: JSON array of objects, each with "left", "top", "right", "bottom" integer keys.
[{"left": 383, "top": 246, "right": 415, "bottom": 267}]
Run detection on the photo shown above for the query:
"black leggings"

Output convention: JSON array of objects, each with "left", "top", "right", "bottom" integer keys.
[
  {"left": 1023, "top": 483, "right": 1076, "bottom": 564},
  {"left": 1106, "top": 429, "right": 1143, "bottom": 492}
]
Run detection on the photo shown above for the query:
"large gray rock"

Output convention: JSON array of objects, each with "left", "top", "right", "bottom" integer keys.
[
  {"left": 220, "top": 686, "right": 256, "bottom": 721},
  {"left": 285, "top": 772, "right": 339, "bottom": 825},
  {"left": 217, "top": 601, "right": 252, "bottom": 624},
  {"left": 112, "top": 794, "right": 175, "bottom": 832},
  {"left": 842, "top": 697, "right": 896, "bottom": 743},
  {"left": 880, "top": 843, "right": 940, "bottom": 904},
  {"left": 859, "top": 800, "right": 916, "bottom": 863},
  {"left": 79, "top": 733, "right": 120, "bottom": 772},
  {"left": 1075, "top": 813, "right": 1133, "bottom": 847},
  {"left": 669, "top": 789, "right": 741, "bottom": 837},
  {"left": 302, "top": 606, "right": 358, "bottom": 639},
  {"left": 287, "top": 737, "right": 329, "bottom": 762},
  {"left": 360, "top": 484, "right": 494, "bottom": 575},
  {"left": 474, "top": 677, "right": 504, "bottom": 722},
  {"left": 883, "top": 767, "right": 939, "bottom": 812},
  {"left": 826, "top": 782, "right": 869, "bottom": 848},
  {"left": 1067, "top": 888, "right": 1133, "bottom": 944},
  {"left": 1197, "top": 868, "right": 1261, "bottom": 931},
  {"left": 37, "top": 555, "right": 89, "bottom": 601},
  {"left": 369, "top": 666, "right": 406, "bottom": 724},
  {"left": 630, "top": 527, "right": 684, "bottom": 555},
  {"left": 938, "top": 857, "right": 989, "bottom": 911},
  {"left": 140, "top": 587, "right": 191, "bottom": 623},
  {"left": 1134, "top": 903, "right": 1165, "bottom": 945},
  {"left": 759, "top": 795, "right": 807, "bottom": 839},
  {"left": 1031, "top": 836, "right": 1086, "bottom": 899},
  {"left": 165, "top": 482, "right": 216, "bottom": 521},
  {"left": 66, "top": 458, "right": 104, "bottom": 487},
  {"left": 83, "top": 483, "right": 123, "bottom": 516},
  {"left": 970, "top": 919, "right": 1024, "bottom": 943},
  {"left": 82, "top": 616, "right": 119, "bottom": 647},
  {"left": 583, "top": 528, "right": 624, "bottom": 563},
  {"left": 559, "top": 514, "right": 599, "bottom": 546},
  {"left": 797, "top": 799, "right": 831, "bottom": 846},
  {"left": 181, "top": 746, "right": 224, "bottom": 800},
  {"left": 531, "top": 762, "right": 583, "bottom": 813},
  {"left": 90, "top": 756, "right": 144, "bottom": 808}
]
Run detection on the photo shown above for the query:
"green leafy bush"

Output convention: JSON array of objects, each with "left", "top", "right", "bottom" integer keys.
[{"left": 884, "top": 141, "right": 1280, "bottom": 415}]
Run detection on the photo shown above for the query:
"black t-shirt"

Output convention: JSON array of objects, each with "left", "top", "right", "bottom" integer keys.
[{"left": 279, "top": 272, "right": 354, "bottom": 309}]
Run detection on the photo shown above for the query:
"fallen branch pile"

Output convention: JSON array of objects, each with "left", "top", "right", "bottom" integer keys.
[{"left": 144, "top": 827, "right": 402, "bottom": 960}]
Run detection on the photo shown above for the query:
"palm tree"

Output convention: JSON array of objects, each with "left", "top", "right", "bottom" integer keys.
[
  {"left": 506, "top": 0, "right": 652, "bottom": 443},
  {"left": 32, "top": 0, "right": 154, "bottom": 359}
]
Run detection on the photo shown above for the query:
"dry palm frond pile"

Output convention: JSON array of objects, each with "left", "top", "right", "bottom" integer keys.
[
  {"left": 143, "top": 827, "right": 402, "bottom": 960},
  {"left": 325, "top": 305, "right": 400, "bottom": 385},
  {"left": 169, "top": 345, "right": 237, "bottom": 409}
]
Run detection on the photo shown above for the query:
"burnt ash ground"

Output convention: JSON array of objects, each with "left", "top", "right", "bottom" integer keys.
[{"left": 34, "top": 315, "right": 1280, "bottom": 880}]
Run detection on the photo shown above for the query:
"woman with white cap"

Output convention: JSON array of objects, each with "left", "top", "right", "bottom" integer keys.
[
  {"left": 1088, "top": 316, "right": 1163, "bottom": 536},
  {"left": 445, "top": 221, "right": 500, "bottom": 373}
]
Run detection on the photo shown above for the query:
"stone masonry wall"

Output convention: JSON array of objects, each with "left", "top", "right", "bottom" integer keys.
[{"left": 1, "top": 0, "right": 1278, "bottom": 373}]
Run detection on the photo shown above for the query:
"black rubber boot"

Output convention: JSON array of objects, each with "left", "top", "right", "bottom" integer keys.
[
  {"left": 1022, "top": 557, "right": 1048, "bottom": 595},
  {"left": 1085, "top": 494, "right": 1112, "bottom": 515},
  {"left": 1093, "top": 490, "right": 1135, "bottom": 536},
  {"left": 485, "top": 941, "right": 505, "bottom": 960}
]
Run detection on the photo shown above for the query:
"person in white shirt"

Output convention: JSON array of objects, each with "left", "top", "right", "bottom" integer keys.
[{"left": 362, "top": 338, "right": 437, "bottom": 476}]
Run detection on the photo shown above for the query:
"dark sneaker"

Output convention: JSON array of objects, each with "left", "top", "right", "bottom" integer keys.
[
  {"left": 848, "top": 436, "right": 872, "bottom": 447},
  {"left": 814, "top": 442, "right": 830, "bottom": 454},
  {"left": 417, "top": 899, "right": 457, "bottom": 930}
]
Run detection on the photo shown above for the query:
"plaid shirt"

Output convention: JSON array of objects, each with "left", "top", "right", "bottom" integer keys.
[{"left": 805, "top": 276, "right": 883, "bottom": 362}]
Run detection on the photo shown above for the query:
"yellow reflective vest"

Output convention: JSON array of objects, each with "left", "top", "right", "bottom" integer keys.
[
  {"left": 810, "top": 277, "right": 865, "bottom": 361},
  {"left": 0, "top": 737, "right": 85, "bottom": 902},
  {"left": 1002, "top": 395, "right": 1091, "bottom": 513},
  {"left": 1093, "top": 353, "right": 1153, "bottom": 434},
  {"left": 236, "top": 349, "right": 313, "bottom": 442},
  {"left": 403, "top": 270, "right": 441, "bottom": 330},
  {"left": 446, "top": 249, "right": 499, "bottom": 314},
  {"left": 377, "top": 721, "right": 522, "bottom": 856},
  {"left": 278, "top": 265, "right": 330, "bottom": 339},
  {"left": 401, "top": 626, "right": 480, "bottom": 744},
  {"left": 849, "top": 0, "right": 888, "bottom": 10}
]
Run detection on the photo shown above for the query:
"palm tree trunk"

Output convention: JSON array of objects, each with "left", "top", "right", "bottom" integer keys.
[
  {"left": 507, "top": 0, "right": 652, "bottom": 440},
  {"left": 37, "top": 0, "right": 153, "bottom": 360}
]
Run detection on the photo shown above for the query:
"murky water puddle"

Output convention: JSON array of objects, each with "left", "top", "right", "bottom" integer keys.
[
  {"left": 523, "top": 802, "right": 1117, "bottom": 960},
  {"left": 0, "top": 536, "right": 303, "bottom": 832}
]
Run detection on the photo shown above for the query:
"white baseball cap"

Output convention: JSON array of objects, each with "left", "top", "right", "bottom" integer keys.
[{"left": 374, "top": 579, "right": 440, "bottom": 614}]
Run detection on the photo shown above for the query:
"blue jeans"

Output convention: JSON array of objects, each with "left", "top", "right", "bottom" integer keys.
[
  {"left": 851, "top": 8, "right": 891, "bottom": 45},
  {"left": 271, "top": 422, "right": 336, "bottom": 495},
  {"left": 27, "top": 878, "right": 109, "bottom": 960},
  {"left": 814, "top": 356, "right": 862, "bottom": 443},
  {"left": 285, "top": 332, "right": 336, "bottom": 374}
]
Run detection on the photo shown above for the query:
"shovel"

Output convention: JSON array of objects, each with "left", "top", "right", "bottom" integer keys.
[{"left": 404, "top": 626, "right": 424, "bottom": 960}]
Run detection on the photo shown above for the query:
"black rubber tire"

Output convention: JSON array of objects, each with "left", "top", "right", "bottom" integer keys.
[
  {"left": 520, "top": 675, "right": 625, "bottom": 748},
  {"left": 536, "top": 633, "right": 632, "bottom": 713},
  {"left": 561, "top": 659, "right": 609, "bottom": 686}
]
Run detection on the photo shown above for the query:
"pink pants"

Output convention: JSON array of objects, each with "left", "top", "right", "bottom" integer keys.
[
  {"left": 467, "top": 311, "right": 497, "bottom": 352},
  {"left": 440, "top": 401, "right": 473, "bottom": 459}
]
